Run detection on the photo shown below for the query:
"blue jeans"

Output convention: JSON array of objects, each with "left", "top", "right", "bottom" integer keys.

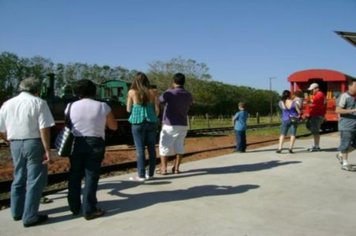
[
  {"left": 131, "top": 122, "right": 157, "bottom": 178},
  {"left": 67, "top": 137, "right": 105, "bottom": 215},
  {"left": 10, "top": 139, "right": 47, "bottom": 224},
  {"left": 235, "top": 130, "right": 246, "bottom": 152},
  {"left": 280, "top": 120, "right": 298, "bottom": 136}
]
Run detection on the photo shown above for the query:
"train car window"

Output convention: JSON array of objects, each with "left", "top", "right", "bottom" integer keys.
[
  {"left": 116, "top": 88, "right": 122, "bottom": 98},
  {"left": 328, "top": 82, "right": 341, "bottom": 99},
  {"left": 105, "top": 88, "right": 112, "bottom": 98}
]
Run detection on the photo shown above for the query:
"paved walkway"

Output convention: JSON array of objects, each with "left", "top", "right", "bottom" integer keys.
[{"left": 0, "top": 133, "right": 355, "bottom": 236}]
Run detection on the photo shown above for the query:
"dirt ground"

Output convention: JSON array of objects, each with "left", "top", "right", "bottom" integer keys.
[{"left": 0, "top": 133, "right": 279, "bottom": 181}]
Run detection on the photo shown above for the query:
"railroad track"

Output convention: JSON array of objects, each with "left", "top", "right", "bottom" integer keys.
[
  {"left": 0, "top": 123, "right": 327, "bottom": 208},
  {"left": 187, "top": 123, "right": 281, "bottom": 136}
]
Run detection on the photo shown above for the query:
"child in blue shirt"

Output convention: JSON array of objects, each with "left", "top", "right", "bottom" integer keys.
[{"left": 233, "top": 102, "right": 248, "bottom": 152}]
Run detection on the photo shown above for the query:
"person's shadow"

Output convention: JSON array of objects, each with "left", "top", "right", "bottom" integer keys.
[
  {"left": 153, "top": 160, "right": 302, "bottom": 180},
  {"left": 100, "top": 182, "right": 260, "bottom": 216},
  {"left": 41, "top": 181, "right": 259, "bottom": 223},
  {"left": 42, "top": 160, "right": 299, "bottom": 223}
]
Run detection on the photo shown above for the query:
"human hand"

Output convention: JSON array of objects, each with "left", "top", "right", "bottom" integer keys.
[{"left": 42, "top": 150, "right": 52, "bottom": 164}]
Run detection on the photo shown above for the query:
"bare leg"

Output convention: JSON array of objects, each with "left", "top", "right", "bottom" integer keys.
[
  {"left": 278, "top": 135, "right": 285, "bottom": 150},
  {"left": 341, "top": 152, "right": 348, "bottom": 164},
  {"left": 289, "top": 136, "right": 296, "bottom": 150},
  {"left": 159, "top": 156, "right": 168, "bottom": 174},
  {"left": 172, "top": 154, "right": 183, "bottom": 173},
  {"left": 314, "top": 134, "right": 320, "bottom": 147}
]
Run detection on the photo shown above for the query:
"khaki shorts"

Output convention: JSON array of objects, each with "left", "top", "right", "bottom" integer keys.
[{"left": 159, "top": 125, "right": 188, "bottom": 156}]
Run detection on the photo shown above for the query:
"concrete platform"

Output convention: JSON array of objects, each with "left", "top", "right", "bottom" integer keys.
[{"left": 1, "top": 133, "right": 355, "bottom": 236}]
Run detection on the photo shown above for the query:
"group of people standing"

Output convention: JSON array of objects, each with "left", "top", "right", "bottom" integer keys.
[
  {"left": 0, "top": 72, "right": 192, "bottom": 226},
  {"left": 231, "top": 82, "right": 326, "bottom": 155},
  {"left": 2, "top": 74, "right": 355, "bottom": 227},
  {"left": 0, "top": 78, "right": 119, "bottom": 225},
  {"left": 232, "top": 79, "right": 356, "bottom": 173},
  {"left": 276, "top": 82, "right": 326, "bottom": 154},
  {"left": 274, "top": 79, "right": 356, "bottom": 172},
  {"left": 126, "top": 72, "right": 193, "bottom": 180}
]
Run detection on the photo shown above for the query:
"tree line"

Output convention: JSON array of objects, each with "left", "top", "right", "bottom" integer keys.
[{"left": 0, "top": 52, "right": 280, "bottom": 116}]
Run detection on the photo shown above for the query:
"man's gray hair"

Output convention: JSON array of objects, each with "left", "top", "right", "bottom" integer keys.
[{"left": 18, "top": 77, "right": 40, "bottom": 94}]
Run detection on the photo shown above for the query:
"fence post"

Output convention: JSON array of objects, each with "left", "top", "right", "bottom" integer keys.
[
  {"left": 256, "top": 112, "right": 260, "bottom": 124},
  {"left": 187, "top": 115, "right": 191, "bottom": 130}
]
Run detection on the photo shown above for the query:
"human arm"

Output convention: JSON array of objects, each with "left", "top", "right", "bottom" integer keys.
[
  {"left": 335, "top": 106, "right": 356, "bottom": 115},
  {"left": 0, "top": 132, "right": 9, "bottom": 145},
  {"left": 335, "top": 93, "right": 356, "bottom": 115},
  {"left": 232, "top": 112, "right": 238, "bottom": 125},
  {"left": 126, "top": 90, "right": 133, "bottom": 113},
  {"left": 39, "top": 127, "right": 52, "bottom": 164},
  {"left": 151, "top": 90, "right": 160, "bottom": 116},
  {"left": 278, "top": 100, "right": 286, "bottom": 110},
  {"left": 106, "top": 112, "right": 118, "bottom": 131}
]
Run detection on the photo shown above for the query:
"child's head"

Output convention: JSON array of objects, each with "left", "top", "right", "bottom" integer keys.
[{"left": 238, "top": 102, "right": 245, "bottom": 110}]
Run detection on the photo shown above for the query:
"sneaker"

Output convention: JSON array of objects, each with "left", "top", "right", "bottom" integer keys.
[
  {"left": 335, "top": 153, "right": 343, "bottom": 165},
  {"left": 308, "top": 146, "right": 321, "bottom": 152},
  {"left": 145, "top": 174, "right": 153, "bottom": 180},
  {"left": 84, "top": 208, "right": 105, "bottom": 220},
  {"left": 129, "top": 176, "right": 145, "bottom": 182},
  {"left": 341, "top": 164, "right": 353, "bottom": 171},
  {"left": 23, "top": 215, "right": 48, "bottom": 227},
  {"left": 276, "top": 149, "right": 282, "bottom": 154},
  {"left": 13, "top": 216, "right": 22, "bottom": 221},
  {"left": 288, "top": 149, "right": 294, "bottom": 154}
]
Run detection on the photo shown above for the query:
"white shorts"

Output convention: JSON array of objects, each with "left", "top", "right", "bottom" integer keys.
[{"left": 159, "top": 124, "right": 188, "bottom": 156}]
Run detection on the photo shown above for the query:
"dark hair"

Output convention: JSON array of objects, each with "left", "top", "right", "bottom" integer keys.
[
  {"left": 281, "top": 90, "right": 291, "bottom": 102},
  {"left": 347, "top": 78, "right": 356, "bottom": 86},
  {"left": 74, "top": 79, "right": 97, "bottom": 98},
  {"left": 173, "top": 73, "right": 185, "bottom": 86},
  {"left": 294, "top": 90, "right": 303, "bottom": 98}
]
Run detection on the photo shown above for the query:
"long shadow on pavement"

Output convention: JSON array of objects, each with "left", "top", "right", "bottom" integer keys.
[
  {"left": 41, "top": 182, "right": 259, "bottom": 223},
  {"left": 41, "top": 160, "right": 300, "bottom": 223},
  {"left": 154, "top": 160, "right": 302, "bottom": 181},
  {"left": 100, "top": 183, "right": 260, "bottom": 216}
]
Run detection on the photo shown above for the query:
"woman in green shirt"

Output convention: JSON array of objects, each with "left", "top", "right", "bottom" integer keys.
[{"left": 127, "top": 72, "right": 159, "bottom": 181}]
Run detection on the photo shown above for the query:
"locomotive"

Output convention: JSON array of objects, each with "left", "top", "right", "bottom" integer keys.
[
  {"left": 41, "top": 73, "right": 132, "bottom": 146},
  {"left": 288, "top": 69, "right": 356, "bottom": 131}
]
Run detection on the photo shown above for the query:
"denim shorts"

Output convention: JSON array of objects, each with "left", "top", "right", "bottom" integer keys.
[
  {"left": 280, "top": 120, "right": 297, "bottom": 136},
  {"left": 338, "top": 131, "right": 356, "bottom": 153}
]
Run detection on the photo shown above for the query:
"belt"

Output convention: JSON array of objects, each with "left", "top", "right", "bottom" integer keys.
[{"left": 10, "top": 138, "right": 41, "bottom": 141}]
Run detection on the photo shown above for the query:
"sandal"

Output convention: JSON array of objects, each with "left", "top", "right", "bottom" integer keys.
[
  {"left": 155, "top": 169, "right": 168, "bottom": 175},
  {"left": 172, "top": 167, "right": 180, "bottom": 174}
]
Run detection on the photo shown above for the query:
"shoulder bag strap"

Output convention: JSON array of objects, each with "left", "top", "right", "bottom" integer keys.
[{"left": 64, "top": 103, "right": 73, "bottom": 128}]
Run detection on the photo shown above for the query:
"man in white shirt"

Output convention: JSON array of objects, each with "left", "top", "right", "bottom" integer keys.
[{"left": 0, "top": 77, "right": 55, "bottom": 227}]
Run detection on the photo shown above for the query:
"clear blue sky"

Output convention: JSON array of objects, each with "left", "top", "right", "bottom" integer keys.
[{"left": 1, "top": 0, "right": 356, "bottom": 92}]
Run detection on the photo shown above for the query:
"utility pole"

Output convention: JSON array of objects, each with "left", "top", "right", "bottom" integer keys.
[{"left": 269, "top": 77, "right": 276, "bottom": 123}]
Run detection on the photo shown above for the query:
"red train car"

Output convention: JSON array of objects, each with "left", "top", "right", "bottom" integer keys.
[{"left": 288, "top": 69, "right": 356, "bottom": 130}]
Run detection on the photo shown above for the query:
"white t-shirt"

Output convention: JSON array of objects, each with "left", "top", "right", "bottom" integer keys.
[
  {"left": 66, "top": 98, "right": 111, "bottom": 139},
  {"left": 0, "top": 92, "right": 55, "bottom": 140}
]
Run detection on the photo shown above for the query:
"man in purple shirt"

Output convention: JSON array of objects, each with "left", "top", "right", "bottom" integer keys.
[{"left": 157, "top": 73, "right": 193, "bottom": 175}]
